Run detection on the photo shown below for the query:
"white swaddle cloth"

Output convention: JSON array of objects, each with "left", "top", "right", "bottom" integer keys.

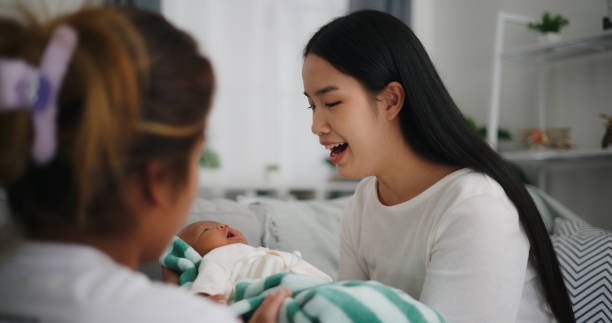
[{"left": 191, "top": 243, "right": 332, "bottom": 299}]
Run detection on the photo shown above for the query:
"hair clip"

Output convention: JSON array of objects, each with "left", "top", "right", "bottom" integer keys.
[{"left": 0, "top": 25, "right": 78, "bottom": 164}]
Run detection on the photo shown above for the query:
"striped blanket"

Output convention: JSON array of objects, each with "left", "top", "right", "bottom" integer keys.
[
  {"left": 159, "top": 236, "right": 202, "bottom": 286},
  {"left": 229, "top": 273, "right": 445, "bottom": 323}
]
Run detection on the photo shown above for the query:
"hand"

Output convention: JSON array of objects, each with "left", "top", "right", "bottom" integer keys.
[
  {"left": 248, "top": 289, "right": 291, "bottom": 323},
  {"left": 161, "top": 266, "right": 180, "bottom": 285},
  {"left": 196, "top": 293, "right": 227, "bottom": 305}
]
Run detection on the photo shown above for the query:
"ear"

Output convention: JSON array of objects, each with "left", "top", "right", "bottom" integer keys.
[
  {"left": 377, "top": 81, "right": 405, "bottom": 121},
  {"left": 139, "top": 160, "right": 170, "bottom": 206}
]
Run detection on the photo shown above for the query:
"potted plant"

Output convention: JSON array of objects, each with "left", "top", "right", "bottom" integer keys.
[
  {"left": 527, "top": 12, "right": 569, "bottom": 44},
  {"left": 199, "top": 147, "right": 221, "bottom": 169}
]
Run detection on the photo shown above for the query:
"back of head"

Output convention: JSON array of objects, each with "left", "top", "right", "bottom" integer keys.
[
  {"left": 0, "top": 7, "right": 214, "bottom": 239},
  {"left": 305, "top": 10, "right": 575, "bottom": 322}
]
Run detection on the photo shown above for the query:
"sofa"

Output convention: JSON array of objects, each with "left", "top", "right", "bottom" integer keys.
[{"left": 136, "top": 186, "right": 612, "bottom": 322}]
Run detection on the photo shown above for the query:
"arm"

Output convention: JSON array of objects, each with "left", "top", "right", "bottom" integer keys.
[
  {"left": 337, "top": 200, "right": 369, "bottom": 281},
  {"left": 419, "top": 195, "right": 530, "bottom": 322}
]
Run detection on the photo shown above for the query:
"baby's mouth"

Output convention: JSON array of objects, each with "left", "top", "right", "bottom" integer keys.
[{"left": 226, "top": 231, "right": 235, "bottom": 238}]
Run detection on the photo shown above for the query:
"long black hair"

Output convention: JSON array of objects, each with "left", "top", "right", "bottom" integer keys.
[{"left": 305, "top": 10, "right": 574, "bottom": 322}]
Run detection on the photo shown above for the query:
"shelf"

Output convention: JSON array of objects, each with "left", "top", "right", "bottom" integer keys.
[
  {"left": 197, "top": 169, "right": 358, "bottom": 200},
  {"left": 502, "top": 29, "right": 612, "bottom": 62},
  {"left": 502, "top": 148, "right": 612, "bottom": 162}
]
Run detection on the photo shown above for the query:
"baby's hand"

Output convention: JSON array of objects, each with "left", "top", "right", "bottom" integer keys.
[
  {"left": 203, "top": 293, "right": 227, "bottom": 305},
  {"left": 196, "top": 293, "right": 227, "bottom": 305},
  {"left": 160, "top": 266, "right": 180, "bottom": 285}
]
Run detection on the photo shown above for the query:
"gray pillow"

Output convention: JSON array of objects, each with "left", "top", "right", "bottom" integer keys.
[
  {"left": 239, "top": 196, "right": 349, "bottom": 280},
  {"left": 186, "top": 198, "right": 266, "bottom": 247}
]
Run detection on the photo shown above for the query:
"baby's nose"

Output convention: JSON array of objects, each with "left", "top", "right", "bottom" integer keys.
[{"left": 217, "top": 224, "right": 228, "bottom": 230}]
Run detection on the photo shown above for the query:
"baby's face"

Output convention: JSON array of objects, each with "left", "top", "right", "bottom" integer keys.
[{"left": 179, "top": 221, "right": 247, "bottom": 256}]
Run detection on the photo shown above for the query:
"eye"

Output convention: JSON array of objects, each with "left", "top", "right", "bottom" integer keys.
[{"left": 325, "top": 101, "right": 341, "bottom": 108}]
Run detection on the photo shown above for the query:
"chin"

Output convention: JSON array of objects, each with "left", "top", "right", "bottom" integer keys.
[{"left": 336, "top": 165, "right": 365, "bottom": 181}]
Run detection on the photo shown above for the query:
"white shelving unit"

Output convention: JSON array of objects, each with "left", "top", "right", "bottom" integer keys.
[
  {"left": 488, "top": 13, "right": 612, "bottom": 190},
  {"left": 197, "top": 169, "right": 358, "bottom": 200}
]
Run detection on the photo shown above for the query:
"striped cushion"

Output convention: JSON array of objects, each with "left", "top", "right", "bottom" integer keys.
[{"left": 551, "top": 219, "right": 612, "bottom": 322}]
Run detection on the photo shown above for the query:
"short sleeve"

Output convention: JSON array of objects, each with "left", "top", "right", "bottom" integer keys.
[
  {"left": 191, "top": 261, "right": 231, "bottom": 297},
  {"left": 420, "top": 194, "right": 530, "bottom": 322}
]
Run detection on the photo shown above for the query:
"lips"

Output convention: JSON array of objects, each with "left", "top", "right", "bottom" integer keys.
[{"left": 322, "top": 141, "right": 349, "bottom": 163}]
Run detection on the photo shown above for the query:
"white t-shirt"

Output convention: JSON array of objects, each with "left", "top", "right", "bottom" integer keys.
[
  {"left": 191, "top": 243, "right": 332, "bottom": 299},
  {"left": 339, "top": 168, "right": 554, "bottom": 322},
  {"left": 0, "top": 241, "right": 239, "bottom": 323}
]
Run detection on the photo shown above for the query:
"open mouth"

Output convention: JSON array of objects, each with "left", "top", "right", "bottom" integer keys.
[
  {"left": 226, "top": 230, "right": 235, "bottom": 238},
  {"left": 326, "top": 142, "right": 348, "bottom": 157}
]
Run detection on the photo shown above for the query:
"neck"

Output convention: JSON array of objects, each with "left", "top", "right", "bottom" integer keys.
[{"left": 375, "top": 144, "right": 457, "bottom": 206}]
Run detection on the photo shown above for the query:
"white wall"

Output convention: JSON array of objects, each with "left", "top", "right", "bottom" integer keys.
[
  {"left": 163, "top": 0, "right": 348, "bottom": 189},
  {"left": 412, "top": 0, "right": 612, "bottom": 229}
]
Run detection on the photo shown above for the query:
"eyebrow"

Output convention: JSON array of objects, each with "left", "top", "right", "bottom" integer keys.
[
  {"left": 195, "top": 223, "right": 214, "bottom": 239},
  {"left": 303, "top": 86, "right": 338, "bottom": 97}
]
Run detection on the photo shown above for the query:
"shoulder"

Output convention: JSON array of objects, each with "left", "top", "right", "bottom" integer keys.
[
  {"left": 81, "top": 263, "right": 236, "bottom": 321},
  {"left": 0, "top": 246, "right": 237, "bottom": 323},
  {"left": 433, "top": 169, "right": 521, "bottom": 239},
  {"left": 434, "top": 169, "right": 514, "bottom": 212},
  {"left": 110, "top": 280, "right": 236, "bottom": 322}
]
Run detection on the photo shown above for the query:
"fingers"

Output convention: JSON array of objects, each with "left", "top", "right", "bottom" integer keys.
[
  {"left": 160, "top": 266, "right": 180, "bottom": 285},
  {"left": 249, "top": 289, "right": 291, "bottom": 323},
  {"left": 207, "top": 294, "right": 227, "bottom": 305}
]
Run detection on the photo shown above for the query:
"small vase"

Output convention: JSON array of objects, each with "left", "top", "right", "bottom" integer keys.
[{"left": 537, "top": 32, "right": 562, "bottom": 45}]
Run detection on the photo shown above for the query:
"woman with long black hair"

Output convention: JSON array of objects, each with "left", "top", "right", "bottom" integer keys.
[{"left": 302, "top": 10, "right": 574, "bottom": 323}]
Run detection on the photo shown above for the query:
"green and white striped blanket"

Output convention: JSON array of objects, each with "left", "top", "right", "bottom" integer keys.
[
  {"left": 229, "top": 273, "right": 445, "bottom": 323},
  {"left": 159, "top": 236, "right": 202, "bottom": 286}
]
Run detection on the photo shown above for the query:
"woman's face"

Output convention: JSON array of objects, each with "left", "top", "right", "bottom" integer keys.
[{"left": 302, "top": 54, "right": 391, "bottom": 179}]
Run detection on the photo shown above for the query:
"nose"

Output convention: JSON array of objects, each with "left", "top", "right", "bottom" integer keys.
[
  {"left": 216, "top": 224, "right": 228, "bottom": 231},
  {"left": 311, "top": 109, "right": 330, "bottom": 136}
]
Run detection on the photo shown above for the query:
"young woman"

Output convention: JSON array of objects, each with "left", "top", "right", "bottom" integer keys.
[
  {"left": 0, "top": 7, "right": 287, "bottom": 322},
  {"left": 302, "top": 10, "right": 574, "bottom": 323}
]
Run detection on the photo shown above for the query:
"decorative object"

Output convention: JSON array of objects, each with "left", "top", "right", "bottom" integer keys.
[
  {"left": 546, "top": 127, "right": 571, "bottom": 149},
  {"left": 522, "top": 127, "right": 572, "bottom": 150},
  {"left": 264, "top": 164, "right": 281, "bottom": 184},
  {"left": 602, "top": 114, "right": 612, "bottom": 149},
  {"left": 527, "top": 12, "right": 569, "bottom": 44},
  {"left": 523, "top": 129, "right": 551, "bottom": 151},
  {"left": 199, "top": 147, "right": 221, "bottom": 168}
]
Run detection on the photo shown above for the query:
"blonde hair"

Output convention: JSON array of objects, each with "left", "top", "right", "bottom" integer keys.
[{"left": 0, "top": 7, "right": 214, "bottom": 237}]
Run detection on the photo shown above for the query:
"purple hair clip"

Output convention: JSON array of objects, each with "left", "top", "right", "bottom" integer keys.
[{"left": 0, "top": 25, "right": 78, "bottom": 165}]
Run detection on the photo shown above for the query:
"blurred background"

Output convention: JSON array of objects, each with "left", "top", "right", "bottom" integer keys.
[{"left": 1, "top": 0, "right": 611, "bottom": 229}]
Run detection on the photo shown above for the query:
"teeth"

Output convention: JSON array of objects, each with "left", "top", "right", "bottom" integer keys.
[{"left": 325, "top": 142, "right": 346, "bottom": 150}]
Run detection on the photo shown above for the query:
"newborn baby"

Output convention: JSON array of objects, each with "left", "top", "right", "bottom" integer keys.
[{"left": 165, "top": 221, "right": 332, "bottom": 300}]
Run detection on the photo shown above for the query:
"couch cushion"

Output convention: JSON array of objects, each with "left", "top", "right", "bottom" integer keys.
[
  {"left": 551, "top": 218, "right": 612, "bottom": 322},
  {"left": 238, "top": 196, "right": 348, "bottom": 280}
]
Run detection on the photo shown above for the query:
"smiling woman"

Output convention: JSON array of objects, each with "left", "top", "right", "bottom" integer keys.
[{"left": 302, "top": 10, "right": 575, "bottom": 323}]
